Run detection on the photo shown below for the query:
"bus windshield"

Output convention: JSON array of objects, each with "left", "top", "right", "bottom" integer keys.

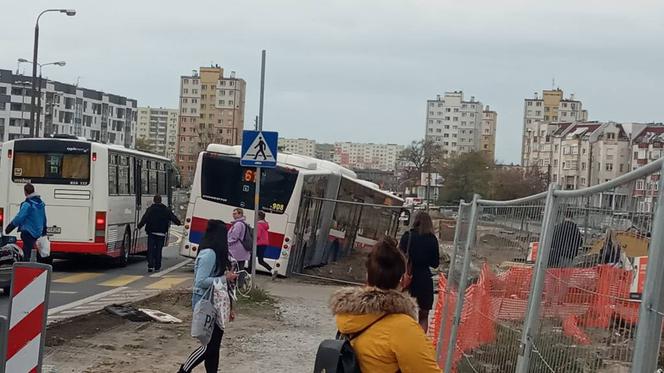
[
  {"left": 12, "top": 140, "right": 91, "bottom": 185},
  {"left": 200, "top": 153, "right": 298, "bottom": 214}
]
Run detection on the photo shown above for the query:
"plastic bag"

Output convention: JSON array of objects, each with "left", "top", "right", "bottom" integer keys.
[
  {"left": 37, "top": 236, "right": 50, "bottom": 258},
  {"left": 212, "top": 277, "right": 231, "bottom": 329},
  {"left": 191, "top": 287, "right": 216, "bottom": 345}
]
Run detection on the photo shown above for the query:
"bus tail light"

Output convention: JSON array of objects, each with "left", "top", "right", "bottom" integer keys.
[
  {"left": 92, "top": 152, "right": 97, "bottom": 162},
  {"left": 95, "top": 211, "right": 106, "bottom": 243},
  {"left": 0, "top": 208, "right": 4, "bottom": 226},
  {"left": 7, "top": 150, "right": 11, "bottom": 159}
]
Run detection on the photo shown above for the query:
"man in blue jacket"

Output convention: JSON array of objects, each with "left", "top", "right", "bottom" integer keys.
[{"left": 5, "top": 183, "right": 47, "bottom": 262}]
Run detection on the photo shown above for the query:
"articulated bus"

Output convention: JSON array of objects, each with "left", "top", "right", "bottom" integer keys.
[
  {"left": 180, "top": 144, "right": 403, "bottom": 276},
  {"left": 0, "top": 137, "right": 176, "bottom": 265}
]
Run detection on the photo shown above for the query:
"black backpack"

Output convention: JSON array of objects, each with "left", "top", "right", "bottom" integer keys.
[
  {"left": 241, "top": 222, "right": 254, "bottom": 252},
  {"left": 313, "top": 314, "right": 387, "bottom": 373}
]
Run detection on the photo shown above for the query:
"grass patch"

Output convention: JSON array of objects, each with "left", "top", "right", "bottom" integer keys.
[{"left": 236, "top": 286, "right": 276, "bottom": 309}]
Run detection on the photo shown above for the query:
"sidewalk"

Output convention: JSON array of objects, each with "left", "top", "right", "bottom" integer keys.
[{"left": 43, "top": 277, "right": 341, "bottom": 372}]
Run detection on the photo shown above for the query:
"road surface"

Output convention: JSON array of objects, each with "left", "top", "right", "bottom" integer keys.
[{"left": 0, "top": 232, "right": 193, "bottom": 323}]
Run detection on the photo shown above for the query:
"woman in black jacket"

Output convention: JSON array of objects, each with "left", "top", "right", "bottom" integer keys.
[{"left": 399, "top": 211, "right": 440, "bottom": 332}]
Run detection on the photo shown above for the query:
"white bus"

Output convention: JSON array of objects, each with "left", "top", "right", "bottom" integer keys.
[
  {"left": 0, "top": 137, "right": 176, "bottom": 265},
  {"left": 180, "top": 144, "right": 403, "bottom": 276}
]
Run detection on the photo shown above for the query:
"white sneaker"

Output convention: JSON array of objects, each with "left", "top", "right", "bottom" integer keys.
[{"left": 271, "top": 269, "right": 278, "bottom": 280}]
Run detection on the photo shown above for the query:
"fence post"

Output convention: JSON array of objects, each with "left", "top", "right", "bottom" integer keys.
[
  {"left": 516, "top": 183, "right": 560, "bottom": 372},
  {"left": 435, "top": 199, "right": 465, "bottom": 361},
  {"left": 444, "top": 195, "right": 480, "bottom": 372},
  {"left": 0, "top": 315, "right": 6, "bottom": 373},
  {"left": 631, "top": 163, "right": 664, "bottom": 373}
]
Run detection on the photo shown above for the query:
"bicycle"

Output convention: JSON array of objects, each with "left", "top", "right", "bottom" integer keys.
[{"left": 229, "top": 260, "right": 253, "bottom": 299}]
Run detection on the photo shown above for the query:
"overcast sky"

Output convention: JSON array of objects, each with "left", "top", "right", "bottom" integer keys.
[{"left": 3, "top": 0, "right": 664, "bottom": 163}]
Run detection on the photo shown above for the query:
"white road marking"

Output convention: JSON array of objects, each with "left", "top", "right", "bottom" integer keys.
[
  {"left": 150, "top": 258, "right": 193, "bottom": 278},
  {"left": 48, "top": 287, "right": 128, "bottom": 316},
  {"left": 50, "top": 290, "right": 77, "bottom": 295}
]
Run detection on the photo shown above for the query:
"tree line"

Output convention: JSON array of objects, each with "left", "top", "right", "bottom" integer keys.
[{"left": 399, "top": 139, "right": 548, "bottom": 204}]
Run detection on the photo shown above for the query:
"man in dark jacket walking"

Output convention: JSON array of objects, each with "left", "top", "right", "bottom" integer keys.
[{"left": 137, "top": 195, "right": 181, "bottom": 272}]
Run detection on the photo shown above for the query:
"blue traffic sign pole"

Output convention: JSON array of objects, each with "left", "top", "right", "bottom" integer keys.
[{"left": 253, "top": 50, "right": 266, "bottom": 284}]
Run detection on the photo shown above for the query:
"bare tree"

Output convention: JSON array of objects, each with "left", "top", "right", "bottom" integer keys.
[{"left": 398, "top": 139, "right": 442, "bottom": 193}]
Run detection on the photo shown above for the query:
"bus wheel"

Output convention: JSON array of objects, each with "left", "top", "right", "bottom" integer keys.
[{"left": 116, "top": 228, "right": 131, "bottom": 267}]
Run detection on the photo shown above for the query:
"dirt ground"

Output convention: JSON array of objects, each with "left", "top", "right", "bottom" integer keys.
[{"left": 44, "top": 278, "right": 339, "bottom": 373}]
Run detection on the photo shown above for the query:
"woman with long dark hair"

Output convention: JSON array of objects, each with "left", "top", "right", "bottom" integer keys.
[
  {"left": 399, "top": 211, "right": 440, "bottom": 332},
  {"left": 179, "top": 220, "right": 237, "bottom": 373}
]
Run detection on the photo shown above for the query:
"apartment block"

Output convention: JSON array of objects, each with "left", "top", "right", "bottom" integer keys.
[
  {"left": 522, "top": 89, "right": 588, "bottom": 166},
  {"left": 481, "top": 106, "right": 497, "bottom": 161},
  {"left": 631, "top": 124, "right": 664, "bottom": 212},
  {"left": 137, "top": 107, "right": 179, "bottom": 160},
  {"left": 278, "top": 137, "right": 315, "bottom": 157},
  {"left": 425, "top": 91, "right": 491, "bottom": 159},
  {"left": 176, "top": 66, "right": 246, "bottom": 185},
  {"left": 333, "top": 142, "right": 403, "bottom": 171},
  {"left": 314, "top": 143, "right": 335, "bottom": 162},
  {"left": 0, "top": 69, "right": 136, "bottom": 146}
]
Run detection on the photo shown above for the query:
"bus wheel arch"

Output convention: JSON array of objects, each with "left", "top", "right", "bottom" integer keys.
[{"left": 115, "top": 226, "right": 131, "bottom": 267}]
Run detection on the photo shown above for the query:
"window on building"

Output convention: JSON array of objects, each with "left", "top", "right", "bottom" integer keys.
[
  {"left": 445, "top": 116, "right": 450, "bottom": 120},
  {"left": 606, "top": 163, "right": 613, "bottom": 171},
  {"left": 446, "top": 108, "right": 451, "bottom": 112}
]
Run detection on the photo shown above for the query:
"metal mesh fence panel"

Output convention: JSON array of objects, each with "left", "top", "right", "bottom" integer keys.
[
  {"left": 517, "top": 160, "right": 664, "bottom": 372},
  {"left": 431, "top": 195, "right": 547, "bottom": 372}
]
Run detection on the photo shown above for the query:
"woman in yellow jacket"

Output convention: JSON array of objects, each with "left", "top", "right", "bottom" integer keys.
[{"left": 330, "top": 237, "right": 442, "bottom": 373}]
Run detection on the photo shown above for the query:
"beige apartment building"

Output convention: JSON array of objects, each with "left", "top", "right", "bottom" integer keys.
[
  {"left": 176, "top": 66, "right": 246, "bottom": 185},
  {"left": 278, "top": 137, "right": 316, "bottom": 157},
  {"left": 522, "top": 89, "right": 588, "bottom": 167},
  {"left": 137, "top": 107, "right": 179, "bottom": 160},
  {"left": 333, "top": 142, "right": 403, "bottom": 171},
  {"left": 481, "top": 107, "right": 497, "bottom": 161}
]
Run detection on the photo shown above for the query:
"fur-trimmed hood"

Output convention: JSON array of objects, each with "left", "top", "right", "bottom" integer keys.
[{"left": 330, "top": 287, "right": 418, "bottom": 335}]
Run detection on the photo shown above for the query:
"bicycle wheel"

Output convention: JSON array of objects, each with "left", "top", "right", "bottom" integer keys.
[{"left": 237, "top": 272, "right": 253, "bottom": 297}]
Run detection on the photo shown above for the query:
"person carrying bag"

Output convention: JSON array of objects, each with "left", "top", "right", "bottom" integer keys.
[{"left": 180, "top": 220, "right": 237, "bottom": 373}]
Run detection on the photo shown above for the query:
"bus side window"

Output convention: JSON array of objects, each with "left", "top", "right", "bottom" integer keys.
[
  {"left": 128, "top": 156, "right": 135, "bottom": 195},
  {"left": 141, "top": 159, "right": 149, "bottom": 195},
  {"left": 108, "top": 153, "right": 118, "bottom": 195},
  {"left": 118, "top": 155, "right": 129, "bottom": 195}
]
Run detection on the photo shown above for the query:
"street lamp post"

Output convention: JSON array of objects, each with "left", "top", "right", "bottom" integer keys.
[
  {"left": 21, "top": 59, "right": 66, "bottom": 137},
  {"left": 29, "top": 8, "right": 76, "bottom": 138}
]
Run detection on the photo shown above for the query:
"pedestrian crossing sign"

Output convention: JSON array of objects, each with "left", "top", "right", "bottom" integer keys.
[{"left": 240, "top": 130, "right": 278, "bottom": 168}]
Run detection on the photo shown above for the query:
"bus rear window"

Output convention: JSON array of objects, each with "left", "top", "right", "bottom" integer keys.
[
  {"left": 13, "top": 152, "right": 91, "bottom": 185},
  {"left": 201, "top": 153, "right": 298, "bottom": 214}
]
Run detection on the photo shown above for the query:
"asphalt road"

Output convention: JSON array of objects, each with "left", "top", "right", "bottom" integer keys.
[{"left": 0, "top": 235, "right": 191, "bottom": 318}]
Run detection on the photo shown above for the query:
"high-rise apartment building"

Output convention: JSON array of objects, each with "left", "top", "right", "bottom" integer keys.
[
  {"left": 278, "top": 137, "right": 315, "bottom": 157},
  {"left": 176, "top": 66, "right": 246, "bottom": 185},
  {"left": 334, "top": 142, "right": 403, "bottom": 171},
  {"left": 137, "top": 107, "right": 179, "bottom": 160},
  {"left": 425, "top": 91, "right": 492, "bottom": 159},
  {"left": 0, "top": 69, "right": 137, "bottom": 146},
  {"left": 522, "top": 89, "right": 588, "bottom": 166},
  {"left": 481, "top": 106, "right": 497, "bottom": 161}
]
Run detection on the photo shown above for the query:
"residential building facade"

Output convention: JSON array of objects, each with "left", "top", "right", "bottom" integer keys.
[
  {"left": 631, "top": 124, "right": 664, "bottom": 212},
  {"left": 137, "top": 107, "right": 179, "bottom": 160},
  {"left": 425, "top": 91, "right": 490, "bottom": 159},
  {"left": 481, "top": 106, "right": 497, "bottom": 161},
  {"left": 522, "top": 89, "right": 588, "bottom": 166},
  {"left": 0, "top": 69, "right": 136, "bottom": 146},
  {"left": 333, "top": 142, "right": 403, "bottom": 171},
  {"left": 176, "top": 66, "right": 246, "bottom": 185},
  {"left": 278, "top": 137, "right": 315, "bottom": 157},
  {"left": 314, "top": 143, "right": 335, "bottom": 162}
]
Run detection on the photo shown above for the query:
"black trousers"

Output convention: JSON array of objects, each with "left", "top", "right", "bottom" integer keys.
[
  {"left": 147, "top": 234, "right": 165, "bottom": 270},
  {"left": 180, "top": 324, "right": 224, "bottom": 373},
  {"left": 257, "top": 245, "right": 272, "bottom": 272},
  {"left": 20, "top": 232, "right": 37, "bottom": 262}
]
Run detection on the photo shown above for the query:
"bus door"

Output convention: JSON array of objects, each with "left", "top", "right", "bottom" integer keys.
[{"left": 132, "top": 158, "right": 143, "bottom": 251}]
